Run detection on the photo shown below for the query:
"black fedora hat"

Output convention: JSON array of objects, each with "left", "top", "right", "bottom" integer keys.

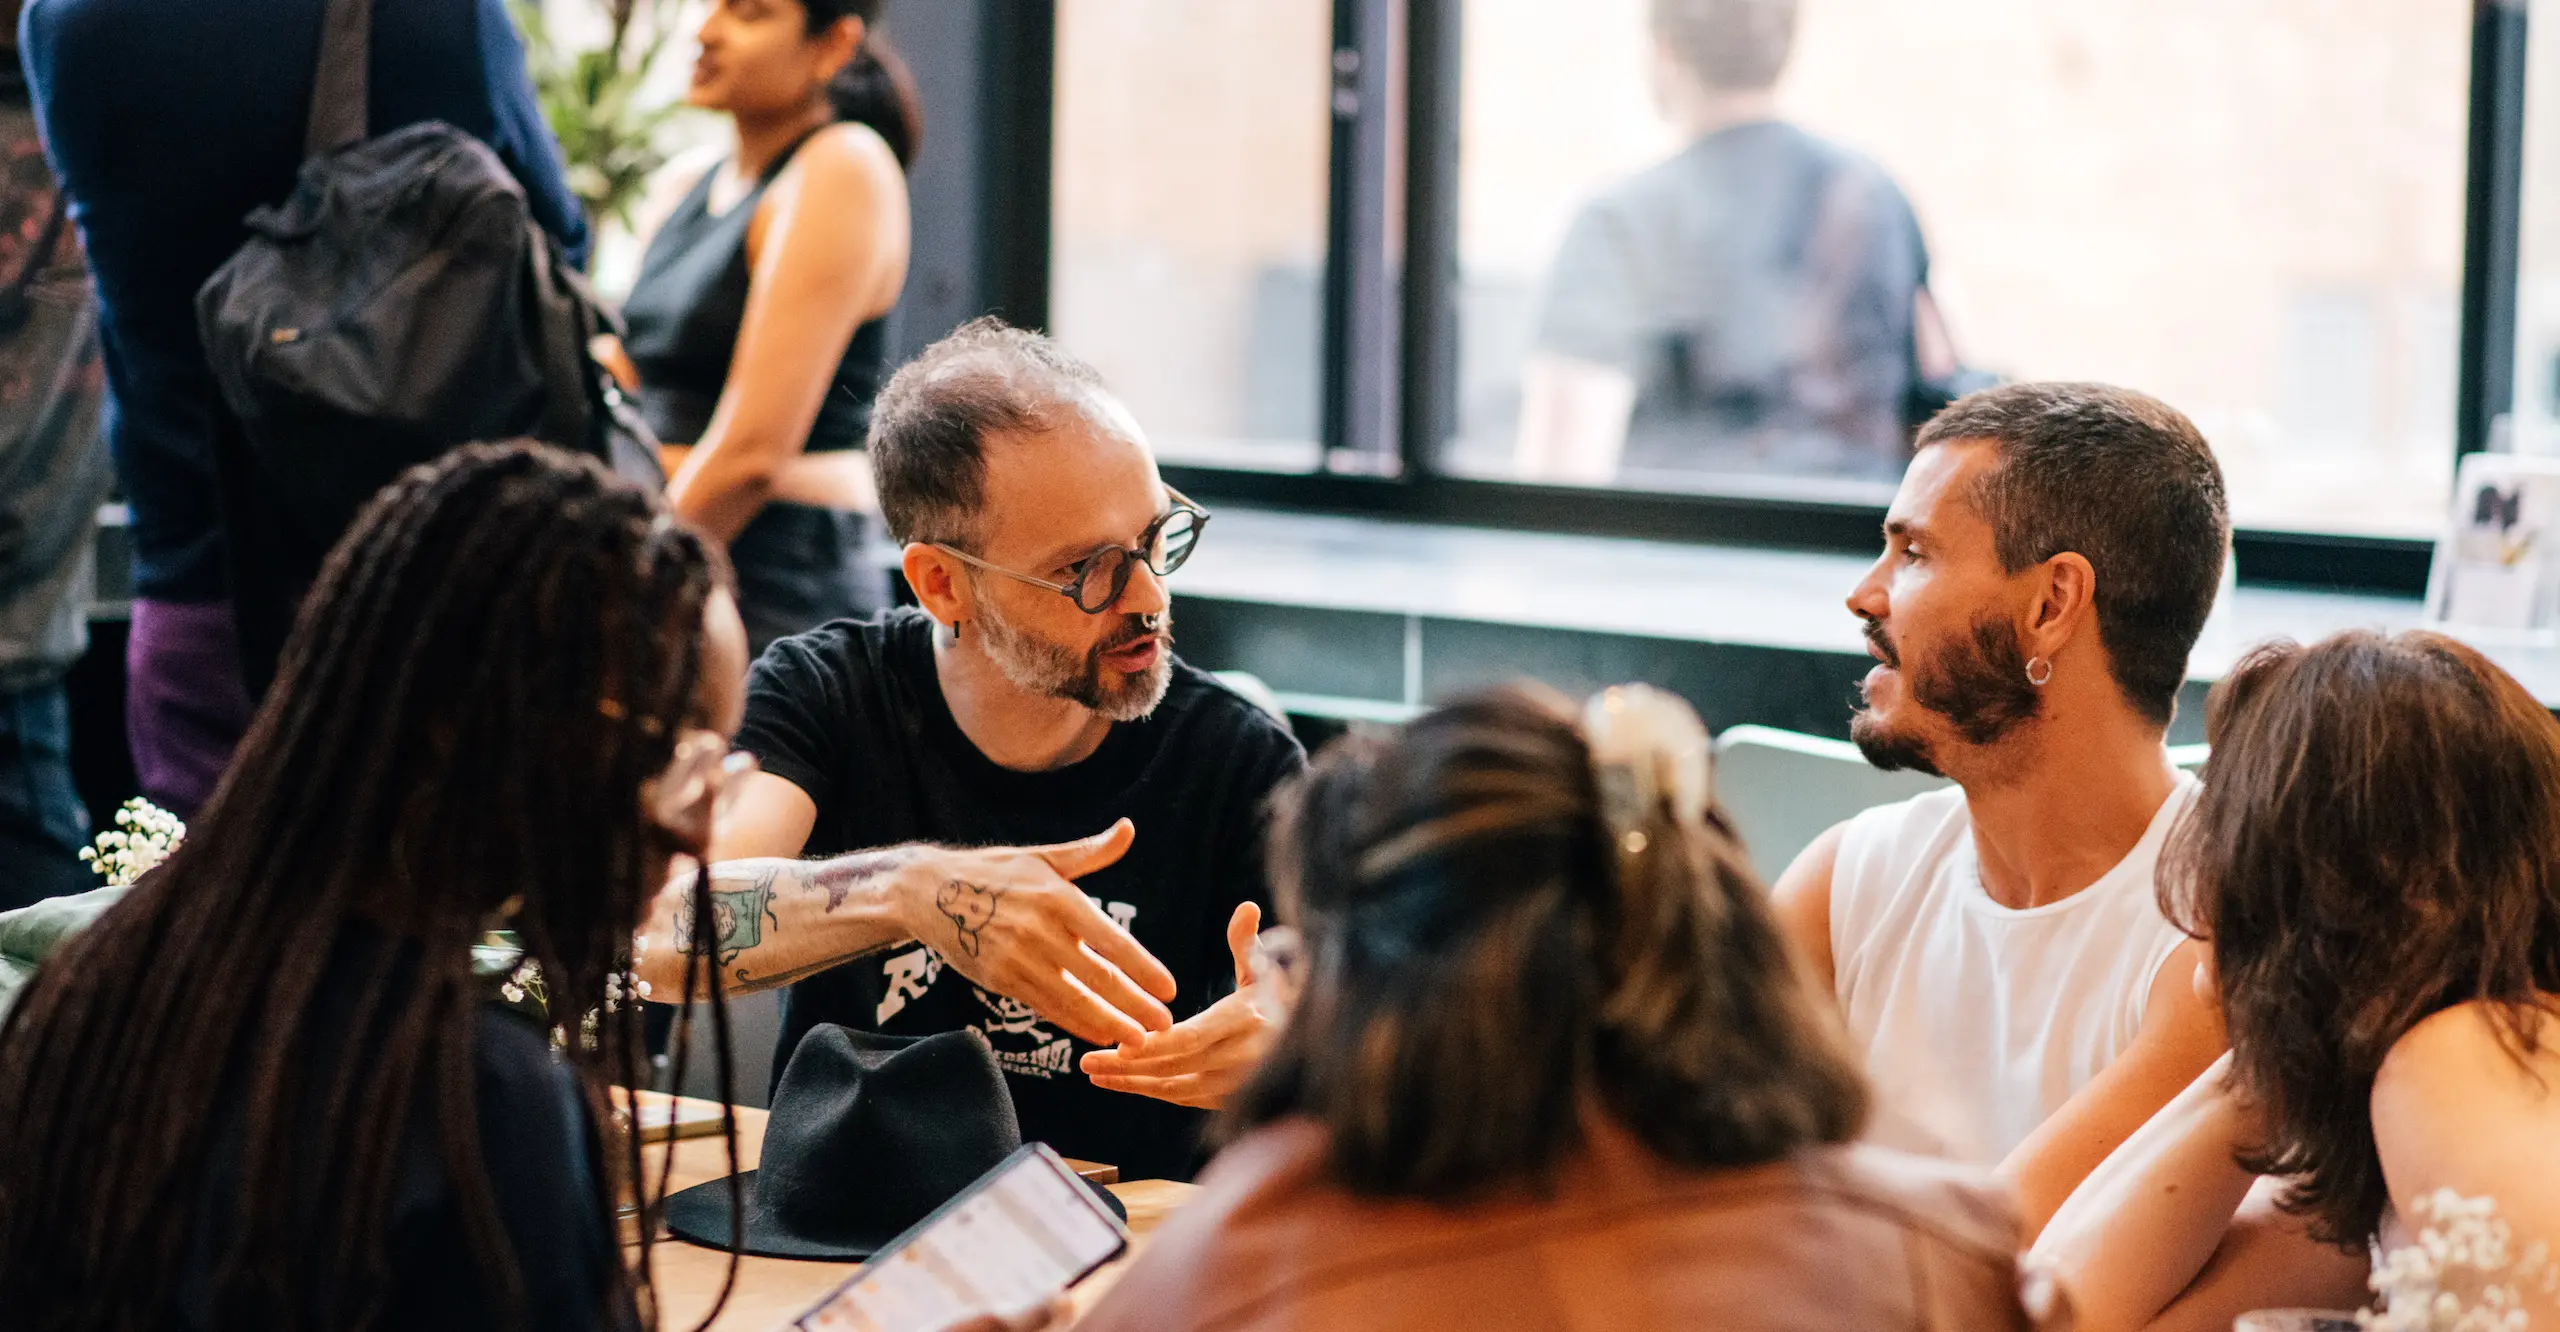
[{"left": 663, "top": 1024, "right": 1122, "bottom": 1260}]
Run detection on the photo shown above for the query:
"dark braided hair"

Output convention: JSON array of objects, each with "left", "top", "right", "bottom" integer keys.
[{"left": 0, "top": 442, "right": 746, "bottom": 1331}]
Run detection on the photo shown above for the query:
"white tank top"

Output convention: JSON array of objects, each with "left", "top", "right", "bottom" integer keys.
[{"left": 1828, "top": 771, "right": 2198, "bottom": 1166}]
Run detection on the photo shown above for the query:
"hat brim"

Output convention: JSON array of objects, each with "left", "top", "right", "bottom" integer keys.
[{"left": 661, "top": 1167, "right": 1130, "bottom": 1262}]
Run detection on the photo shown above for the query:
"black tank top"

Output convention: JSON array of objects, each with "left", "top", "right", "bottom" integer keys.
[{"left": 622, "top": 129, "right": 888, "bottom": 453}]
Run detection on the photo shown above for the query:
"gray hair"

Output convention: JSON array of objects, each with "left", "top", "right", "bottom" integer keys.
[{"left": 867, "top": 317, "right": 1113, "bottom": 547}]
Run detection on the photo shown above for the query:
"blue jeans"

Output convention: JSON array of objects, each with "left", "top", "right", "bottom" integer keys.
[{"left": 0, "top": 684, "right": 93, "bottom": 911}]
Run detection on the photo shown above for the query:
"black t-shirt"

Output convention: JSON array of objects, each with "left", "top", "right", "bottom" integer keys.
[
  {"left": 176, "top": 931, "right": 634, "bottom": 1331},
  {"left": 737, "top": 609, "right": 1307, "bottom": 1181}
]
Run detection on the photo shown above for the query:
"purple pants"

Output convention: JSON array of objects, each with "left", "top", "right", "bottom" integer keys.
[{"left": 125, "top": 598, "right": 253, "bottom": 818}]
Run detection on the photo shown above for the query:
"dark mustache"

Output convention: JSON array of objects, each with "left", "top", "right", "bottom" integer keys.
[{"left": 1862, "top": 619, "right": 1899, "bottom": 669}]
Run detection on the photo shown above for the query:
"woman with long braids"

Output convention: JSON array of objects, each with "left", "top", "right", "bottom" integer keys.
[
  {"left": 615, "top": 0, "right": 919, "bottom": 653},
  {"left": 0, "top": 443, "right": 756, "bottom": 1331}
]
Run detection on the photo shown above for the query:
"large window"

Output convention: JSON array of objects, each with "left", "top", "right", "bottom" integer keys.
[
  {"left": 1049, "top": 0, "right": 1334, "bottom": 472},
  {"left": 1047, "top": 0, "right": 2532, "bottom": 581},
  {"left": 2516, "top": 0, "right": 2560, "bottom": 458},
  {"left": 1446, "top": 0, "right": 2470, "bottom": 535}
]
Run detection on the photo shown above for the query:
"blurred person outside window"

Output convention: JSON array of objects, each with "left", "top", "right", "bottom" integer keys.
[
  {"left": 0, "top": 4, "right": 105, "bottom": 910},
  {"left": 1514, "top": 0, "right": 1962, "bottom": 487},
  {"left": 1080, "top": 685, "right": 2053, "bottom": 1332},
  {"left": 614, "top": 0, "right": 914, "bottom": 654},
  {"left": 18, "top": 0, "right": 590, "bottom": 817}
]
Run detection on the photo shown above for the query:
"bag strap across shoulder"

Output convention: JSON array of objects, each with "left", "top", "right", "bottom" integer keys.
[{"left": 305, "top": 0, "right": 372, "bottom": 158}]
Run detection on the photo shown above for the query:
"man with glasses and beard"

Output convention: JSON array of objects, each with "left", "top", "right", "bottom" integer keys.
[
  {"left": 632, "top": 319, "right": 1305, "bottom": 1182},
  {"left": 1769, "top": 383, "right": 2232, "bottom": 1244}
]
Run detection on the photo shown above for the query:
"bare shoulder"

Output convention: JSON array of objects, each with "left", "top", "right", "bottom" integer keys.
[
  {"left": 1768, "top": 820, "right": 1849, "bottom": 986},
  {"left": 781, "top": 122, "right": 905, "bottom": 200},
  {"left": 2375, "top": 999, "right": 2560, "bottom": 1107},
  {"left": 2370, "top": 998, "right": 2560, "bottom": 1206},
  {"left": 1770, "top": 821, "right": 1847, "bottom": 917}
]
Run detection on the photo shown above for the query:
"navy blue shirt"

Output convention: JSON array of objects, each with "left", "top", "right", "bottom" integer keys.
[{"left": 19, "top": 0, "right": 589, "bottom": 600}]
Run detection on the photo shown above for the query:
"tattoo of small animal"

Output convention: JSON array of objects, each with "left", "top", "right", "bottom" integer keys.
[
  {"left": 810, "top": 850, "right": 904, "bottom": 914},
  {"left": 936, "top": 880, "right": 1004, "bottom": 959},
  {"left": 675, "top": 867, "right": 780, "bottom": 966}
]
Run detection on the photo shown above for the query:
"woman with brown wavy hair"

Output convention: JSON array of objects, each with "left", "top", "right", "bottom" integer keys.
[
  {"left": 1079, "top": 683, "right": 2050, "bottom": 1332},
  {"left": 2035, "top": 629, "right": 2560, "bottom": 1331}
]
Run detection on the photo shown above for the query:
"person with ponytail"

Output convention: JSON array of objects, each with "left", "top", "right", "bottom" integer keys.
[
  {"left": 618, "top": 0, "right": 920, "bottom": 652},
  {"left": 0, "top": 443, "right": 758, "bottom": 1332},
  {"left": 1077, "top": 683, "right": 2055, "bottom": 1332}
]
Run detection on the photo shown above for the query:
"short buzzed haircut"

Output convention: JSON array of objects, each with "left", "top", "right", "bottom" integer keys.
[
  {"left": 1917, "top": 383, "right": 2230, "bottom": 726},
  {"left": 867, "top": 317, "right": 1111, "bottom": 547},
  {"left": 1651, "top": 0, "right": 1799, "bottom": 94}
]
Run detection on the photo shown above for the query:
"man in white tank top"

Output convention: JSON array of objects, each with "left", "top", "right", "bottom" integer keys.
[{"left": 1770, "top": 382, "right": 2233, "bottom": 1244}]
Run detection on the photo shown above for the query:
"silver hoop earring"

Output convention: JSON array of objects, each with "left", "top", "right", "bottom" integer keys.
[{"left": 2025, "top": 656, "right": 2053, "bottom": 686}]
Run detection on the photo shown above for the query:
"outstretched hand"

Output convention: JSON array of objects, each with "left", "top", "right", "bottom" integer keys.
[
  {"left": 1080, "top": 902, "right": 1279, "bottom": 1109},
  {"left": 904, "top": 819, "right": 1179, "bottom": 1049}
]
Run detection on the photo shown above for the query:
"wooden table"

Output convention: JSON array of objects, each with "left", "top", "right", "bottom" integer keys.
[{"left": 639, "top": 1105, "right": 1199, "bottom": 1331}]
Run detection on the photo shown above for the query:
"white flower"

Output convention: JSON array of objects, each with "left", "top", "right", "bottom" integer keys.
[
  {"left": 2358, "top": 1192, "right": 2549, "bottom": 1332},
  {"left": 78, "top": 798, "right": 185, "bottom": 886}
]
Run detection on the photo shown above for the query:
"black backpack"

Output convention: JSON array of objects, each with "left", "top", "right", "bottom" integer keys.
[{"left": 196, "top": 0, "right": 658, "bottom": 691}]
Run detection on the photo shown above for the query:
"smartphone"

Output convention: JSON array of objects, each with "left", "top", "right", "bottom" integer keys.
[{"left": 793, "top": 1143, "right": 1131, "bottom": 1332}]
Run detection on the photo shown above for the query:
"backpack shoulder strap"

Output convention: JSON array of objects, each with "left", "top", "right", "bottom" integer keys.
[
  {"left": 305, "top": 0, "right": 371, "bottom": 158},
  {"left": 526, "top": 232, "right": 598, "bottom": 451}
]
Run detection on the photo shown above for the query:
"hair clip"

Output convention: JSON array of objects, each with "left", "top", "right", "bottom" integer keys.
[{"left": 1581, "top": 685, "right": 1713, "bottom": 860}]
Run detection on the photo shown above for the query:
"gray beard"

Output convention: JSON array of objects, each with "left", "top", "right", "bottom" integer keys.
[{"left": 973, "top": 603, "right": 1174, "bottom": 723}]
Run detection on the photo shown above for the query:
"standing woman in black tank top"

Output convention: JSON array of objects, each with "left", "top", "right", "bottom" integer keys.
[{"left": 617, "top": 0, "right": 917, "bottom": 653}]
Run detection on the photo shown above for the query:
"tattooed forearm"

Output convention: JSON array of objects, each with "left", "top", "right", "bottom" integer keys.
[
  {"left": 673, "top": 866, "right": 781, "bottom": 966},
  {"left": 640, "top": 846, "right": 939, "bottom": 998},
  {"left": 810, "top": 849, "right": 909, "bottom": 914},
  {"left": 935, "top": 880, "right": 1005, "bottom": 958}
]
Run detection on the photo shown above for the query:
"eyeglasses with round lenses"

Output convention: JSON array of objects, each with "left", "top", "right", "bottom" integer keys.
[{"left": 933, "top": 489, "right": 1210, "bottom": 614}]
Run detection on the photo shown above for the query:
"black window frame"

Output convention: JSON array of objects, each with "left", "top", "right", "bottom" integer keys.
[{"left": 1028, "top": 0, "right": 2533, "bottom": 596}]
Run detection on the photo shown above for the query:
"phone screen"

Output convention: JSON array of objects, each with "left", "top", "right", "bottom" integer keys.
[{"left": 793, "top": 1144, "right": 1130, "bottom": 1332}]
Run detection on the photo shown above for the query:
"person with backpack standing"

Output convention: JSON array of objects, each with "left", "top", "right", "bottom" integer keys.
[
  {"left": 614, "top": 0, "right": 915, "bottom": 654},
  {"left": 18, "top": 0, "right": 590, "bottom": 818},
  {"left": 0, "top": 3, "right": 107, "bottom": 909},
  {"left": 1513, "top": 0, "right": 1965, "bottom": 488}
]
